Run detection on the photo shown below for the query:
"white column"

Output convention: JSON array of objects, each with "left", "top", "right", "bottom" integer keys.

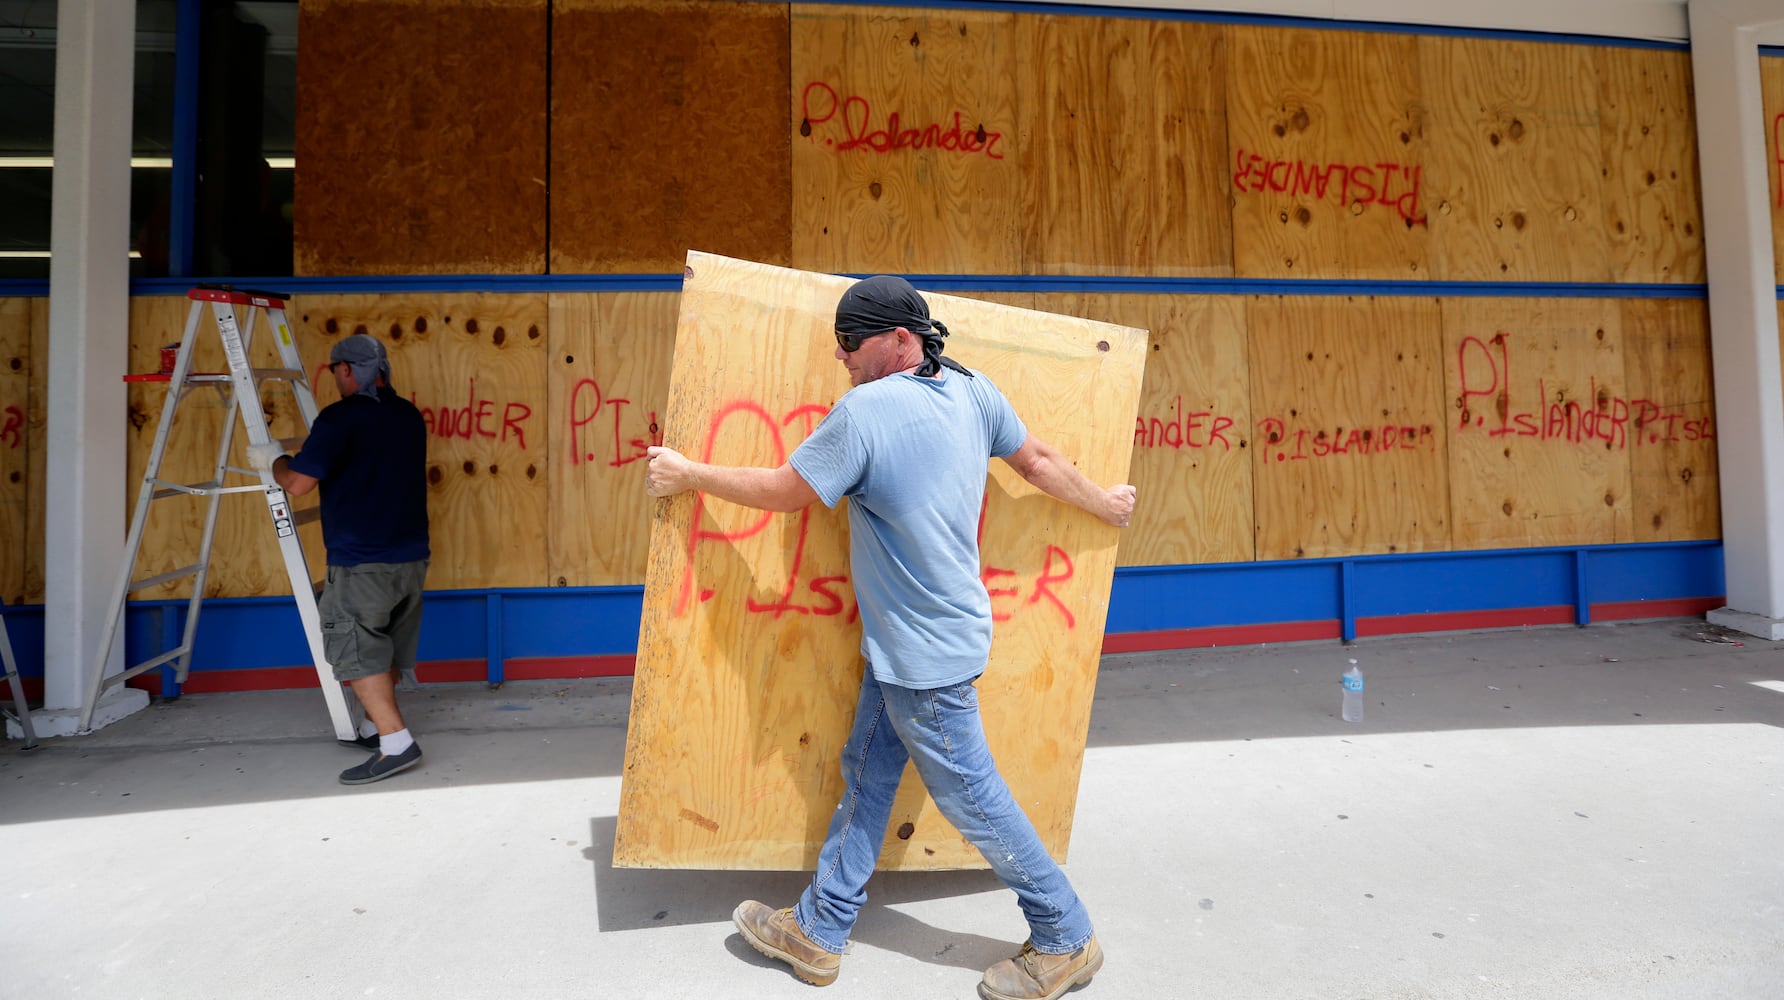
[
  {"left": 1691, "top": 0, "right": 1784, "bottom": 639},
  {"left": 40, "top": 0, "right": 146, "bottom": 729}
]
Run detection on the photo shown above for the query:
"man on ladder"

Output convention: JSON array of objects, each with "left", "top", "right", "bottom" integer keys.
[{"left": 251, "top": 333, "right": 430, "bottom": 785}]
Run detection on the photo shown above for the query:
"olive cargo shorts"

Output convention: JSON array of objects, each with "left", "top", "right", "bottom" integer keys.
[{"left": 318, "top": 560, "right": 428, "bottom": 682}]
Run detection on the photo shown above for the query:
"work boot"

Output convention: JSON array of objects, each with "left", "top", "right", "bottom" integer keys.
[
  {"left": 732, "top": 900, "right": 841, "bottom": 986},
  {"left": 979, "top": 936, "right": 1103, "bottom": 1000}
]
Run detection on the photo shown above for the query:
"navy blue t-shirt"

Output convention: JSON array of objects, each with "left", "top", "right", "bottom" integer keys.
[{"left": 287, "top": 386, "right": 430, "bottom": 566}]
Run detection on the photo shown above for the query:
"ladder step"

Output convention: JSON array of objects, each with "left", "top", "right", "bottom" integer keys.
[
  {"left": 150, "top": 479, "right": 222, "bottom": 499},
  {"left": 129, "top": 563, "right": 202, "bottom": 592},
  {"left": 150, "top": 480, "right": 269, "bottom": 498},
  {"left": 251, "top": 367, "right": 307, "bottom": 382},
  {"left": 116, "top": 646, "right": 191, "bottom": 683}
]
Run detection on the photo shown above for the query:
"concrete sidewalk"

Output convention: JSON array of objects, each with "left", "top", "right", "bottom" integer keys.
[{"left": 4, "top": 619, "right": 1781, "bottom": 999}]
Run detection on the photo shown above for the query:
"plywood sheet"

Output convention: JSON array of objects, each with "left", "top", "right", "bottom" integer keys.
[
  {"left": 547, "top": 292, "right": 676, "bottom": 587},
  {"left": 1442, "top": 298, "right": 1634, "bottom": 549},
  {"left": 1037, "top": 293, "right": 1254, "bottom": 566},
  {"left": 1764, "top": 56, "right": 1784, "bottom": 284},
  {"left": 1620, "top": 299, "right": 1718, "bottom": 542},
  {"left": 23, "top": 299, "right": 45, "bottom": 604},
  {"left": 615, "top": 252, "right": 1147, "bottom": 870},
  {"left": 1017, "top": 15, "right": 1231, "bottom": 277},
  {"left": 297, "top": 294, "right": 550, "bottom": 589},
  {"left": 1248, "top": 296, "right": 1450, "bottom": 560},
  {"left": 790, "top": 5, "right": 1019, "bottom": 274},
  {"left": 126, "top": 296, "right": 330, "bottom": 599},
  {"left": 0, "top": 299, "right": 31, "bottom": 606},
  {"left": 1225, "top": 27, "right": 1431, "bottom": 280},
  {"left": 1420, "top": 37, "right": 1610, "bottom": 282},
  {"left": 1595, "top": 47, "right": 1704, "bottom": 284},
  {"left": 552, "top": 0, "right": 791, "bottom": 273},
  {"left": 294, "top": 0, "right": 547, "bottom": 275}
]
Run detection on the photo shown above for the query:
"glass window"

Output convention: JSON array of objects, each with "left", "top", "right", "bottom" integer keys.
[
  {"left": 0, "top": 1, "right": 56, "bottom": 279},
  {"left": 0, "top": 0, "right": 297, "bottom": 281}
]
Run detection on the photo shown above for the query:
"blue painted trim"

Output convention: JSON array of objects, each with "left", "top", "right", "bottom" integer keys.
[
  {"left": 1573, "top": 549, "right": 1590, "bottom": 626},
  {"left": 0, "top": 543, "right": 1724, "bottom": 683},
  {"left": 0, "top": 280, "right": 48, "bottom": 296},
  {"left": 1762, "top": 45, "right": 1784, "bottom": 57},
  {"left": 119, "top": 274, "right": 1714, "bottom": 299},
  {"left": 129, "top": 274, "right": 688, "bottom": 296},
  {"left": 804, "top": 0, "right": 1688, "bottom": 49},
  {"left": 487, "top": 593, "right": 505, "bottom": 685},
  {"left": 168, "top": 0, "right": 201, "bottom": 279}
]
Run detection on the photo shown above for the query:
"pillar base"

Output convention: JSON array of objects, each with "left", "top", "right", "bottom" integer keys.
[
  {"left": 1706, "top": 607, "right": 1784, "bottom": 641},
  {"left": 6, "top": 686, "right": 149, "bottom": 739}
]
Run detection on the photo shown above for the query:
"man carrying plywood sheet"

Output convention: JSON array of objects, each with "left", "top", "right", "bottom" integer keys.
[{"left": 644, "top": 275, "right": 1134, "bottom": 1000}]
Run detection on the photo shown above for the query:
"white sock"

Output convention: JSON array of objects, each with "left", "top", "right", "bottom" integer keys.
[
  {"left": 380, "top": 728, "right": 414, "bottom": 756},
  {"left": 358, "top": 718, "right": 379, "bottom": 739}
]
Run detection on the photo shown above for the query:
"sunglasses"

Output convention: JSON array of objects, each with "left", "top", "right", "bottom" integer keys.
[{"left": 835, "top": 328, "right": 892, "bottom": 353}]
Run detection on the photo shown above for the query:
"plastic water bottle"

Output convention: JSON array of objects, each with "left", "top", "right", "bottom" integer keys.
[{"left": 1341, "top": 659, "right": 1364, "bottom": 723}]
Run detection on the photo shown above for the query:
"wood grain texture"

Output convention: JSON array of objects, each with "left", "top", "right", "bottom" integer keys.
[
  {"left": 1420, "top": 37, "right": 1610, "bottom": 282},
  {"left": 1037, "top": 293, "right": 1255, "bottom": 566},
  {"left": 615, "top": 252, "right": 1146, "bottom": 870},
  {"left": 1225, "top": 27, "right": 1431, "bottom": 280},
  {"left": 1764, "top": 56, "right": 1784, "bottom": 285},
  {"left": 23, "top": 299, "right": 44, "bottom": 604},
  {"left": 790, "top": 5, "right": 1020, "bottom": 274},
  {"left": 1248, "top": 295, "right": 1450, "bottom": 560},
  {"left": 1442, "top": 298, "right": 1634, "bottom": 548},
  {"left": 1620, "top": 298, "right": 1718, "bottom": 542},
  {"left": 297, "top": 294, "right": 549, "bottom": 589},
  {"left": 1017, "top": 14, "right": 1231, "bottom": 277},
  {"left": 0, "top": 299, "right": 31, "bottom": 606},
  {"left": 1595, "top": 47, "right": 1704, "bottom": 283},
  {"left": 552, "top": 0, "right": 791, "bottom": 273},
  {"left": 547, "top": 292, "right": 676, "bottom": 587},
  {"left": 294, "top": 0, "right": 547, "bottom": 275}
]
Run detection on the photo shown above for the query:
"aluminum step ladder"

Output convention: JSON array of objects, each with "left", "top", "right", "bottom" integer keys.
[
  {"left": 2, "top": 600, "right": 37, "bottom": 750},
  {"left": 77, "top": 286, "right": 354, "bottom": 739}
]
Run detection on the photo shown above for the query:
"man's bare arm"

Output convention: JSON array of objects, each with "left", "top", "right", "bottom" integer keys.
[
  {"left": 1002, "top": 435, "right": 1135, "bottom": 527},
  {"left": 645, "top": 445, "right": 819, "bottom": 513}
]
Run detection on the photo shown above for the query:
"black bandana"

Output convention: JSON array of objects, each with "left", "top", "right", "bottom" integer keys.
[{"left": 833, "top": 275, "right": 972, "bottom": 378}]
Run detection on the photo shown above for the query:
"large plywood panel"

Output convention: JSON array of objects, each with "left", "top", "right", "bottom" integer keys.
[
  {"left": 616, "top": 252, "right": 1146, "bottom": 870},
  {"left": 0, "top": 299, "right": 30, "bottom": 606},
  {"left": 1017, "top": 15, "right": 1231, "bottom": 277},
  {"left": 1226, "top": 27, "right": 1431, "bottom": 280},
  {"left": 126, "top": 296, "right": 330, "bottom": 599},
  {"left": 1421, "top": 37, "right": 1610, "bottom": 283},
  {"left": 791, "top": 5, "right": 1020, "bottom": 274},
  {"left": 1248, "top": 296, "right": 1450, "bottom": 560},
  {"left": 24, "top": 299, "right": 44, "bottom": 603},
  {"left": 547, "top": 292, "right": 676, "bottom": 587},
  {"left": 553, "top": 0, "right": 791, "bottom": 273},
  {"left": 1764, "top": 56, "right": 1784, "bottom": 284},
  {"left": 295, "top": 0, "right": 547, "bottom": 275},
  {"left": 1596, "top": 47, "right": 1704, "bottom": 284},
  {"left": 1621, "top": 299, "right": 1718, "bottom": 541},
  {"left": 1038, "top": 293, "right": 1254, "bottom": 566},
  {"left": 1443, "top": 298, "right": 1634, "bottom": 548},
  {"left": 299, "top": 294, "right": 549, "bottom": 589}
]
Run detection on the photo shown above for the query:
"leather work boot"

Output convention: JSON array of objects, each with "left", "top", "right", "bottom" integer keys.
[
  {"left": 978, "top": 936, "right": 1104, "bottom": 1000},
  {"left": 732, "top": 900, "right": 842, "bottom": 986}
]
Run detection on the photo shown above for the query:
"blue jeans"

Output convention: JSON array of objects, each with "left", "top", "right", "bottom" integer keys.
[{"left": 793, "top": 669, "right": 1095, "bottom": 955}]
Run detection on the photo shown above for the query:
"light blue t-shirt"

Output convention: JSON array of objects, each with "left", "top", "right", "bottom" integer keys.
[{"left": 790, "top": 369, "right": 1028, "bottom": 690}]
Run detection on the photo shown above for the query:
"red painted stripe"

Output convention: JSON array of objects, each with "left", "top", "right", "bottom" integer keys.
[
  {"left": 1354, "top": 606, "right": 1574, "bottom": 636},
  {"left": 1101, "top": 620, "right": 1342, "bottom": 653},
  {"left": 135, "top": 655, "right": 642, "bottom": 693},
  {"left": 503, "top": 655, "right": 636, "bottom": 679},
  {"left": 1590, "top": 596, "right": 1722, "bottom": 621}
]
